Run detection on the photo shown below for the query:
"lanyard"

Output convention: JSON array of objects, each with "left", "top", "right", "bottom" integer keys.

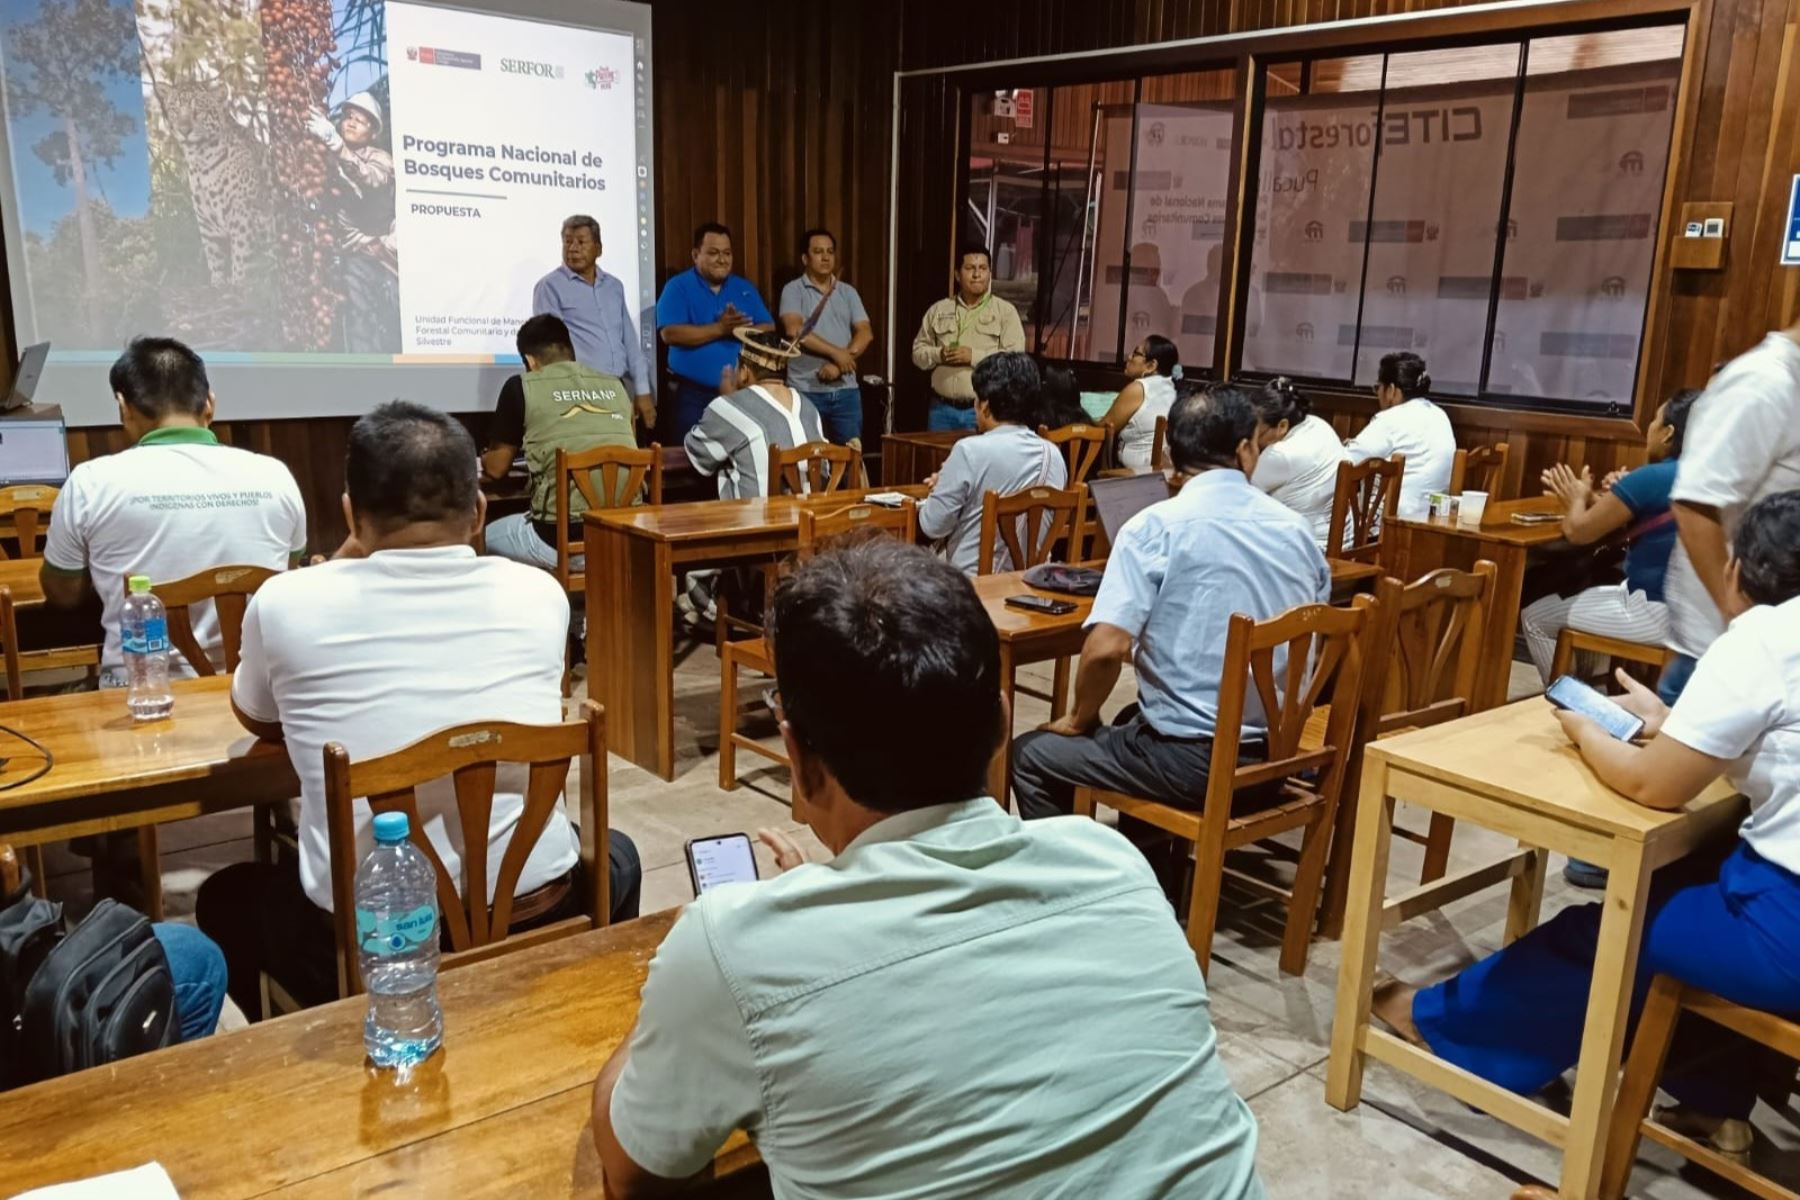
[{"left": 952, "top": 291, "right": 991, "bottom": 344}]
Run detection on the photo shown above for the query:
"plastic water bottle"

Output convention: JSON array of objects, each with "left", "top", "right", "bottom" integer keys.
[
  {"left": 121, "top": 575, "right": 173, "bottom": 721},
  {"left": 356, "top": 812, "right": 443, "bottom": 1069}
]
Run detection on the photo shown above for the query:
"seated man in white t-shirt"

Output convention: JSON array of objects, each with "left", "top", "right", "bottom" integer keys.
[
  {"left": 593, "top": 538, "right": 1262, "bottom": 1199},
  {"left": 41, "top": 337, "right": 307, "bottom": 684},
  {"left": 195, "top": 402, "right": 641, "bottom": 1018}
]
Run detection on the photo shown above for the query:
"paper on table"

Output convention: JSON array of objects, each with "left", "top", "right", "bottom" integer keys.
[{"left": 9, "top": 1162, "right": 179, "bottom": 1200}]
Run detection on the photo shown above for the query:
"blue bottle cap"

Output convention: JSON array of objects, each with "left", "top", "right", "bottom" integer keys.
[{"left": 372, "top": 812, "right": 410, "bottom": 844}]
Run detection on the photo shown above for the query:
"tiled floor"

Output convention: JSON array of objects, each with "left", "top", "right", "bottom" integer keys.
[{"left": 37, "top": 655, "right": 1797, "bottom": 1198}]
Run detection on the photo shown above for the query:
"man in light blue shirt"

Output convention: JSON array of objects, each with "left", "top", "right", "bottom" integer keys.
[
  {"left": 778, "top": 227, "right": 873, "bottom": 447},
  {"left": 532, "top": 214, "right": 655, "bottom": 427},
  {"left": 592, "top": 538, "right": 1263, "bottom": 1200},
  {"left": 1012, "top": 382, "right": 1330, "bottom": 823},
  {"left": 918, "top": 351, "right": 1066, "bottom": 574},
  {"left": 656, "top": 221, "right": 774, "bottom": 441}
]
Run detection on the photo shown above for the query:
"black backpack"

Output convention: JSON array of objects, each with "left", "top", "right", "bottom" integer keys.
[{"left": 1, "top": 875, "right": 176, "bottom": 1088}]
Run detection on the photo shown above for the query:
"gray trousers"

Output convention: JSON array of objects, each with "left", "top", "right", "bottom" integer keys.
[{"left": 1011, "top": 705, "right": 1232, "bottom": 822}]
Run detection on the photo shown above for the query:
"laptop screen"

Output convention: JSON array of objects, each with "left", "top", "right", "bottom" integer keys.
[{"left": 1090, "top": 473, "right": 1175, "bottom": 545}]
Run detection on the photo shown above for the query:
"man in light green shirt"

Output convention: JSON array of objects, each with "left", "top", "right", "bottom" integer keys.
[{"left": 592, "top": 539, "right": 1262, "bottom": 1200}]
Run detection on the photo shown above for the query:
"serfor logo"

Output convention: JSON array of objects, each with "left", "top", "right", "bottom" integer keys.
[
  {"left": 586, "top": 66, "right": 618, "bottom": 90},
  {"left": 501, "top": 57, "right": 565, "bottom": 79}
]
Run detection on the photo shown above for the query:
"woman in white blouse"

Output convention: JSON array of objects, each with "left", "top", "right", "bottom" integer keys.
[
  {"left": 1373, "top": 490, "right": 1800, "bottom": 1156},
  {"left": 1344, "top": 351, "right": 1454, "bottom": 519},
  {"left": 1250, "top": 377, "right": 1349, "bottom": 546},
  {"left": 1099, "top": 335, "right": 1180, "bottom": 471}
]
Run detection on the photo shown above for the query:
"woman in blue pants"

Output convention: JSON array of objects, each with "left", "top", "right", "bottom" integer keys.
[{"left": 1375, "top": 490, "right": 1800, "bottom": 1157}]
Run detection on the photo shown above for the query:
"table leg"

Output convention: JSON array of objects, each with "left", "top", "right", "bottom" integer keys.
[
  {"left": 1559, "top": 845, "right": 1650, "bottom": 1199},
  {"left": 587, "top": 524, "right": 676, "bottom": 780},
  {"left": 989, "top": 642, "right": 1017, "bottom": 808},
  {"left": 1505, "top": 845, "right": 1550, "bottom": 945},
  {"left": 1326, "top": 757, "right": 1395, "bottom": 1111}
]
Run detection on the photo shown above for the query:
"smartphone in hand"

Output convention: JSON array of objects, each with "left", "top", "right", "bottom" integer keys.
[
  {"left": 685, "top": 833, "right": 760, "bottom": 896},
  {"left": 1545, "top": 675, "right": 1646, "bottom": 742}
]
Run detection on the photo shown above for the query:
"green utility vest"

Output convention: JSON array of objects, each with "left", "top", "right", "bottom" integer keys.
[{"left": 522, "top": 359, "right": 640, "bottom": 524}]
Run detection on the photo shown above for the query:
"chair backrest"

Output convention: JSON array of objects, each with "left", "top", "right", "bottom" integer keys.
[
  {"left": 1326, "top": 456, "right": 1404, "bottom": 563},
  {"left": 554, "top": 443, "right": 663, "bottom": 589},
  {"left": 1449, "top": 442, "right": 1509, "bottom": 499},
  {"left": 769, "top": 441, "right": 865, "bottom": 496},
  {"left": 976, "top": 484, "right": 1087, "bottom": 576},
  {"left": 145, "top": 565, "right": 279, "bottom": 676},
  {"left": 797, "top": 500, "right": 918, "bottom": 556},
  {"left": 1151, "top": 415, "right": 1169, "bottom": 472},
  {"left": 322, "top": 700, "right": 607, "bottom": 997},
  {"left": 1364, "top": 562, "right": 1497, "bottom": 738},
  {"left": 0, "top": 484, "right": 58, "bottom": 560},
  {"left": 0, "top": 587, "right": 21, "bottom": 702},
  {"left": 1037, "top": 423, "right": 1110, "bottom": 484},
  {"left": 1206, "top": 597, "right": 1377, "bottom": 817}
]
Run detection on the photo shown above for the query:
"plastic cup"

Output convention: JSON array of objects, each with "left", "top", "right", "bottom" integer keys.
[{"left": 1458, "top": 490, "right": 1489, "bottom": 526}]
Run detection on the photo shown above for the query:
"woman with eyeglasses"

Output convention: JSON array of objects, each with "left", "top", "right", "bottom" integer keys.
[
  {"left": 1249, "top": 376, "right": 1349, "bottom": 546},
  {"left": 1344, "top": 351, "right": 1455, "bottom": 519},
  {"left": 1099, "top": 334, "right": 1181, "bottom": 470}
]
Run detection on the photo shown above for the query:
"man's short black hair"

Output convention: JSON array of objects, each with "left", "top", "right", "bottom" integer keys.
[
  {"left": 972, "top": 351, "right": 1040, "bottom": 424},
  {"left": 955, "top": 240, "right": 992, "bottom": 270},
  {"left": 1166, "top": 381, "right": 1259, "bottom": 474},
  {"left": 516, "top": 314, "right": 575, "bottom": 364},
  {"left": 693, "top": 221, "right": 733, "bottom": 249},
  {"left": 1663, "top": 387, "right": 1701, "bottom": 458},
  {"left": 346, "top": 401, "right": 479, "bottom": 529},
  {"left": 110, "top": 337, "right": 209, "bottom": 419},
  {"left": 1733, "top": 490, "right": 1800, "bottom": 608},
  {"left": 799, "top": 227, "right": 835, "bottom": 259},
  {"left": 769, "top": 538, "right": 1003, "bottom": 814}
]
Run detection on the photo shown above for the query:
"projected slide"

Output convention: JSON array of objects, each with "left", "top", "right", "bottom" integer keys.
[{"left": 0, "top": 0, "right": 653, "bottom": 423}]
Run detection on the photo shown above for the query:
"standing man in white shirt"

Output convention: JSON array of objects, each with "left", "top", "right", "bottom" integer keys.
[
  {"left": 1344, "top": 351, "right": 1455, "bottom": 519},
  {"left": 195, "top": 402, "right": 640, "bottom": 1018},
  {"left": 41, "top": 337, "right": 307, "bottom": 684},
  {"left": 1661, "top": 319, "right": 1800, "bottom": 701},
  {"left": 592, "top": 538, "right": 1264, "bottom": 1200},
  {"left": 531, "top": 214, "right": 656, "bottom": 429}
]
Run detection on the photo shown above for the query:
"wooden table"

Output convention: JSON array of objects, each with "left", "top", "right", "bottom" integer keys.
[
  {"left": 974, "top": 570, "right": 1095, "bottom": 800},
  {"left": 880, "top": 429, "right": 972, "bottom": 486},
  {"left": 1325, "top": 698, "right": 1744, "bottom": 1200},
  {"left": 1382, "top": 495, "right": 1566, "bottom": 709},
  {"left": 0, "top": 910, "right": 766, "bottom": 1199},
  {"left": 0, "top": 675, "right": 294, "bottom": 846},
  {"left": 0, "top": 555, "right": 46, "bottom": 608},
  {"left": 584, "top": 486, "right": 926, "bottom": 780}
]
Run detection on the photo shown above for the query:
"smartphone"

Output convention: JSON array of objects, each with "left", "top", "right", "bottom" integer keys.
[
  {"left": 1005, "top": 594, "right": 1077, "bottom": 615},
  {"left": 685, "top": 833, "right": 760, "bottom": 895},
  {"left": 1545, "top": 675, "right": 1646, "bottom": 742}
]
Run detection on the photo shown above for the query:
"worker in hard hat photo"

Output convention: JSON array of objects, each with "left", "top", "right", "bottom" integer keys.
[{"left": 307, "top": 90, "right": 399, "bottom": 353}]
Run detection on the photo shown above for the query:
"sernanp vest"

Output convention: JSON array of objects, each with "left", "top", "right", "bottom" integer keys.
[{"left": 522, "top": 360, "right": 640, "bottom": 523}]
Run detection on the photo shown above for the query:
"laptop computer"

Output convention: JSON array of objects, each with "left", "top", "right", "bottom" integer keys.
[
  {"left": 1089, "top": 472, "right": 1176, "bottom": 545},
  {"left": 3, "top": 342, "right": 49, "bottom": 412}
]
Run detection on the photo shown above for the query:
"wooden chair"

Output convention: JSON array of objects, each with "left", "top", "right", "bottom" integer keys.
[
  {"left": 719, "top": 501, "right": 918, "bottom": 791},
  {"left": 289, "top": 700, "right": 610, "bottom": 1003},
  {"left": 1550, "top": 628, "right": 1673, "bottom": 684},
  {"left": 1600, "top": 976, "right": 1800, "bottom": 1200},
  {"left": 769, "top": 440, "right": 866, "bottom": 495},
  {"left": 1151, "top": 415, "right": 1169, "bottom": 472},
  {"left": 1075, "top": 596, "right": 1377, "bottom": 975},
  {"left": 977, "top": 484, "right": 1086, "bottom": 577},
  {"left": 1037, "top": 422, "right": 1110, "bottom": 485},
  {"left": 1449, "top": 442, "right": 1510, "bottom": 499},
  {"left": 0, "top": 591, "right": 47, "bottom": 900},
  {"left": 0, "top": 484, "right": 58, "bottom": 559},
  {"left": 552, "top": 443, "right": 663, "bottom": 595},
  {"left": 1326, "top": 456, "right": 1404, "bottom": 563},
  {"left": 147, "top": 565, "right": 277, "bottom": 676}
]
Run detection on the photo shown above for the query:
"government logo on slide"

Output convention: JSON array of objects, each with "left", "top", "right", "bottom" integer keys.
[
  {"left": 406, "top": 45, "right": 482, "bottom": 70},
  {"left": 501, "top": 57, "right": 566, "bottom": 79},
  {"left": 586, "top": 66, "right": 619, "bottom": 90}
]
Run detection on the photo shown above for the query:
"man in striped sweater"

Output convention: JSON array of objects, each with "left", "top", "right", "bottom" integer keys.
[{"left": 683, "top": 328, "right": 825, "bottom": 500}]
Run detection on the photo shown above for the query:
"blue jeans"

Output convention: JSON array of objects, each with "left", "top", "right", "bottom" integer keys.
[
  {"left": 1658, "top": 652, "right": 1698, "bottom": 705},
  {"left": 672, "top": 378, "right": 717, "bottom": 445},
  {"left": 927, "top": 398, "right": 978, "bottom": 431},
  {"left": 484, "top": 512, "right": 582, "bottom": 573},
  {"left": 798, "top": 386, "right": 862, "bottom": 444},
  {"left": 1415, "top": 843, "right": 1800, "bottom": 1117},
  {"left": 153, "top": 922, "right": 227, "bottom": 1042}
]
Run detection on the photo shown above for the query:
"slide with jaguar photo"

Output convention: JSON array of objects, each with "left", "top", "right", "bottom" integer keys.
[{"left": 0, "top": 0, "right": 653, "bottom": 423}]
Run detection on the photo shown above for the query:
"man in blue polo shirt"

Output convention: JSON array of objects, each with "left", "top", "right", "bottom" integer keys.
[
  {"left": 531, "top": 214, "right": 655, "bottom": 428},
  {"left": 656, "top": 222, "right": 774, "bottom": 441}
]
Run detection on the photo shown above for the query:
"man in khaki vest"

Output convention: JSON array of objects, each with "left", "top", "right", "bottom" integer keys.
[{"left": 482, "top": 313, "right": 644, "bottom": 569}]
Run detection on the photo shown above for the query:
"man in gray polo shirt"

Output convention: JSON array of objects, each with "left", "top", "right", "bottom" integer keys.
[
  {"left": 592, "top": 538, "right": 1263, "bottom": 1200},
  {"left": 778, "top": 227, "right": 872, "bottom": 448}
]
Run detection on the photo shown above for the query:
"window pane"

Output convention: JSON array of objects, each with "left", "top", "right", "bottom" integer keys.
[
  {"left": 968, "top": 90, "right": 1047, "bottom": 349},
  {"left": 1350, "top": 47, "right": 1521, "bottom": 395},
  {"left": 1037, "top": 80, "right": 1135, "bottom": 360},
  {"left": 1488, "top": 40, "right": 1681, "bottom": 407},
  {"left": 1241, "top": 58, "right": 1384, "bottom": 379}
]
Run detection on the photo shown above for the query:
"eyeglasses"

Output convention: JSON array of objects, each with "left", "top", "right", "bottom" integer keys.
[{"left": 1127, "top": 348, "right": 1147, "bottom": 360}]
